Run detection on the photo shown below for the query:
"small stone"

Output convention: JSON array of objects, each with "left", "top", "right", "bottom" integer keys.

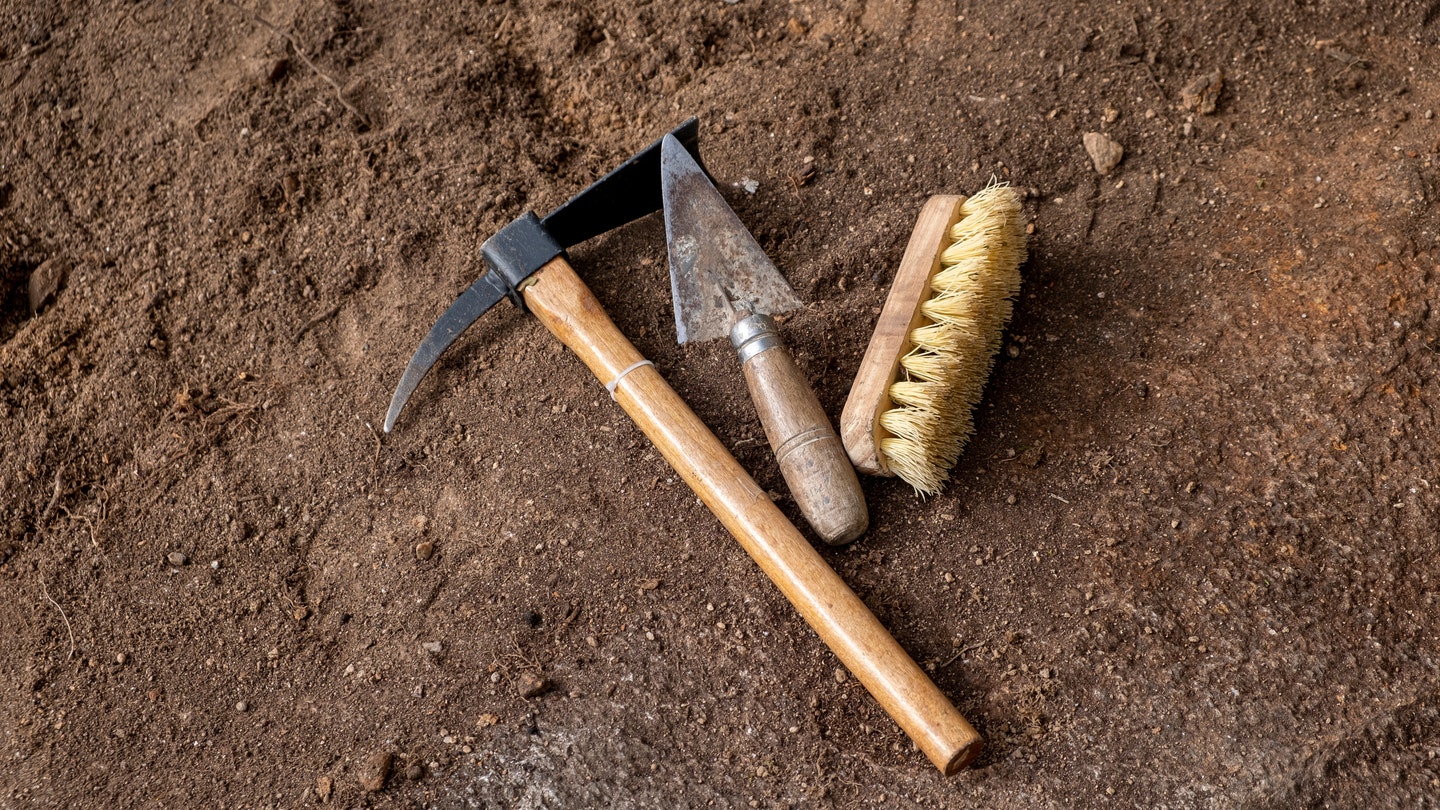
[
  {"left": 1180, "top": 69, "right": 1223, "bottom": 115},
  {"left": 358, "top": 750, "right": 393, "bottom": 792},
  {"left": 834, "top": 667, "right": 848, "bottom": 684},
  {"left": 1082, "top": 132, "right": 1124, "bottom": 175},
  {"left": 421, "top": 641, "right": 442, "bottom": 654},
  {"left": 235, "top": 700, "right": 248, "bottom": 712},
  {"left": 405, "top": 763, "right": 424, "bottom": 781},
  {"left": 414, "top": 541, "right": 434, "bottom": 561},
  {"left": 516, "top": 671, "right": 552, "bottom": 698},
  {"left": 167, "top": 552, "right": 188, "bottom": 567},
  {"left": 28, "top": 257, "right": 68, "bottom": 314}
]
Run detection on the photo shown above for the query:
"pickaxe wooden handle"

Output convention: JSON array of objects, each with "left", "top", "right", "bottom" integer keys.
[{"left": 523, "top": 256, "right": 982, "bottom": 775}]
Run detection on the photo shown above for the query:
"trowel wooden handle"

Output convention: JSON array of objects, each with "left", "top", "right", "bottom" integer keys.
[
  {"left": 522, "top": 257, "right": 981, "bottom": 775},
  {"left": 732, "top": 314, "right": 868, "bottom": 545}
]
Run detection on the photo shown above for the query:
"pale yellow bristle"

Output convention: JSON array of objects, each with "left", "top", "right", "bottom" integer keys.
[{"left": 878, "top": 183, "right": 1027, "bottom": 494}]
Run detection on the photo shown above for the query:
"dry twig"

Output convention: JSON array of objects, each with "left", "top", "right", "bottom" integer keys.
[{"left": 40, "top": 580, "right": 76, "bottom": 659}]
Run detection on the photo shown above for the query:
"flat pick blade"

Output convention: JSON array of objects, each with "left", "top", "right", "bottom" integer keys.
[{"left": 661, "top": 135, "right": 802, "bottom": 344}]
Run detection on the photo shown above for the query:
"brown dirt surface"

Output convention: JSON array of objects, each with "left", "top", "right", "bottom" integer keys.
[{"left": 3, "top": 1, "right": 1439, "bottom": 807}]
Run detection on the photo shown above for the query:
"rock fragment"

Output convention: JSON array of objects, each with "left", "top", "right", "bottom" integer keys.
[
  {"left": 28, "top": 257, "right": 67, "bottom": 314},
  {"left": 516, "top": 671, "right": 552, "bottom": 698},
  {"left": 358, "top": 750, "right": 393, "bottom": 792},
  {"left": 1083, "top": 133, "right": 1124, "bottom": 175},
  {"left": 1181, "top": 69, "right": 1223, "bottom": 115}
]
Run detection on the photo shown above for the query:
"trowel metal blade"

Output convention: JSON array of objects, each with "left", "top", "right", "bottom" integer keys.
[{"left": 660, "top": 134, "right": 802, "bottom": 344}]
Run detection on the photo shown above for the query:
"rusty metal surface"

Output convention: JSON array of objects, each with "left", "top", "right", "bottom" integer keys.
[{"left": 661, "top": 134, "right": 802, "bottom": 344}]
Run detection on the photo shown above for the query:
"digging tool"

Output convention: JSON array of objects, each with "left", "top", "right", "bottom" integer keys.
[
  {"left": 383, "top": 119, "right": 982, "bottom": 775},
  {"left": 659, "top": 134, "right": 867, "bottom": 545}
]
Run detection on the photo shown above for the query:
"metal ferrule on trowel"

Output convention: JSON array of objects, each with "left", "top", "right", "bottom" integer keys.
[{"left": 383, "top": 119, "right": 981, "bottom": 775}]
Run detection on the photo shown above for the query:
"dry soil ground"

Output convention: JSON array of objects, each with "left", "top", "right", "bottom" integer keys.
[{"left": 2, "top": 1, "right": 1439, "bottom": 808}]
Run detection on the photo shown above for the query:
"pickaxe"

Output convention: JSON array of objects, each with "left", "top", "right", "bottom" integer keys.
[{"left": 384, "top": 119, "right": 982, "bottom": 774}]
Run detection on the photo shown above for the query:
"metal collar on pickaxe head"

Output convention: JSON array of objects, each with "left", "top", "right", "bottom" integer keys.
[{"left": 384, "top": 117, "right": 703, "bottom": 432}]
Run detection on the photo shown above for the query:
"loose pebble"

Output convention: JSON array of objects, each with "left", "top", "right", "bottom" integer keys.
[
  {"left": 834, "top": 667, "right": 848, "bottom": 684},
  {"left": 235, "top": 700, "right": 248, "bottom": 712},
  {"left": 421, "top": 641, "right": 442, "bottom": 654},
  {"left": 167, "top": 552, "right": 188, "bottom": 567},
  {"left": 1180, "top": 69, "right": 1224, "bottom": 115},
  {"left": 28, "top": 257, "right": 68, "bottom": 314},
  {"left": 358, "top": 750, "right": 393, "bottom": 792},
  {"left": 1083, "top": 132, "right": 1124, "bottom": 174},
  {"left": 516, "top": 671, "right": 552, "bottom": 698},
  {"left": 415, "top": 541, "right": 434, "bottom": 561}
]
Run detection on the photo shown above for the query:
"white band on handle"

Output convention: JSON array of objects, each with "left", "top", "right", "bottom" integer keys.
[{"left": 605, "top": 360, "right": 654, "bottom": 400}]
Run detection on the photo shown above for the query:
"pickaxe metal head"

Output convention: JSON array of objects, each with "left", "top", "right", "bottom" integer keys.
[{"left": 384, "top": 118, "right": 703, "bottom": 432}]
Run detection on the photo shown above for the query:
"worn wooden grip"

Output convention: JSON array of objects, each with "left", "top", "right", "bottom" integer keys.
[
  {"left": 734, "top": 317, "right": 868, "bottom": 545},
  {"left": 522, "top": 257, "right": 982, "bottom": 775}
]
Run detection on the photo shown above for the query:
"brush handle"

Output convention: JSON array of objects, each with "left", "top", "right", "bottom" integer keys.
[
  {"left": 522, "top": 257, "right": 982, "bottom": 775},
  {"left": 731, "top": 314, "right": 868, "bottom": 545}
]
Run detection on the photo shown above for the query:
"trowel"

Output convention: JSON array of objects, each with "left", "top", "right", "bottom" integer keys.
[{"left": 660, "top": 134, "right": 868, "bottom": 544}]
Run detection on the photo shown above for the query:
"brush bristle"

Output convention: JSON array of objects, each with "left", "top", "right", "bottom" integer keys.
[{"left": 877, "top": 183, "right": 1027, "bottom": 494}]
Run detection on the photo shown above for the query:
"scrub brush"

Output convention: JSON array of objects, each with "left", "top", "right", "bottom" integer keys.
[{"left": 839, "top": 185, "right": 1027, "bottom": 495}]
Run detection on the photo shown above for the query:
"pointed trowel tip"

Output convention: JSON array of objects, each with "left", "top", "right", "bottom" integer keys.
[
  {"left": 661, "top": 132, "right": 700, "bottom": 171},
  {"left": 661, "top": 133, "right": 681, "bottom": 162}
]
